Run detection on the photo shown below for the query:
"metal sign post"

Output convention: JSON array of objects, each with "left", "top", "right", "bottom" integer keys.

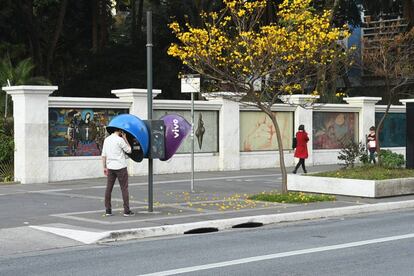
[
  {"left": 146, "top": 10, "right": 154, "bottom": 212},
  {"left": 406, "top": 102, "right": 414, "bottom": 169},
  {"left": 5, "top": 79, "right": 11, "bottom": 118},
  {"left": 190, "top": 91, "right": 194, "bottom": 192},
  {"left": 181, "top": 75, "right": 201, "bottom": 193}
]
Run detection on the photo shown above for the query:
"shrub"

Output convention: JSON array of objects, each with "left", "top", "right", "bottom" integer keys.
[
  {"left": 338, "top": 141, "right": 366, "bottom": 168},
  {"left": 0, "top": 117, "right": 14, "bottom": 162},
  {"left": 0, "top": 159, "right": 13, "bottom": 182},
  {"left": 0, "top": 117, "right": 14, "bottom": 182},
  {"left": 0, "top": 133, "right": 13, "bottom": 162},
  {"left": 359, "top": 151, "right": 369, "bottom": 164},
  {"left": 0, "top": 116, "right": 13, "bottom": 136},
  {"left": 379, "top": 149, "right": 405, "bottom": 168}
]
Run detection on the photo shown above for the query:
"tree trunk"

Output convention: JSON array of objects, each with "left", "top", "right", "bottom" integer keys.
[
  {"left": 263, "top": 108, "right": 288, "bottom": 193},
  {"left": 98, "top": 0, "right": 108, "bottom": 50},
  {"left": 137, "top": 0, "right": 144, "bottom": 40},
  {"left": 375, "top": 101, "right": 391, "bottom": 165},
  {"left": 375, "top": 80, "right": 393, "bottom": 165},
  {"left": 403, "top": 0, "right": 414, "bottom": 28},
  {"left": 316, "top": 65, "right": 327, "bottom": 98},
  {"left": 17, "top": 0, "right": 43, "bottom": 75},
  {"left": 45, "top": 0, "right": 68, "bottom": 78},
  {"left": 131, "top": 0, "right": 137, "bottom": 44},
  {"left": 329, "top": 0, "right": 341, "bottom": 21},
  {"left": 92, "top": 0, "right": 99, "bottom": 53}
]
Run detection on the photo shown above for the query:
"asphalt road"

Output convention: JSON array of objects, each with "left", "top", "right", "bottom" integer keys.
[{"left": 1, "top": 208, "right": 413, "bottom": 276}]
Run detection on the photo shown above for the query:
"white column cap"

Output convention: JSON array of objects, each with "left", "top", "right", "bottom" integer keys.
[
  {"left": 279, "top": 94, "right": 319, "bottom": 105},
  {"left": 343, "top": 97, "right": 381, "bottom": 106},
  {"left": 2, "top": 85, "right": 58, "bottom": 96},
  {"left": 111, "top": 88, "right": 161, "bottom": 99},
  {"left": 399, "top": 99, "right": 414, "bottom": 105}
]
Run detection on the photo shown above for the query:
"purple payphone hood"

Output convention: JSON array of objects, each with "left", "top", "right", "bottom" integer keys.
[{"left": 160, "top": 114, "right": 191, "bottom": 161}]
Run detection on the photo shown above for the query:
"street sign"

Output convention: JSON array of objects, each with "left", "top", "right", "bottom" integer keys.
[{"left": 181, "top": 75, "right": 200, "bottom": 93}]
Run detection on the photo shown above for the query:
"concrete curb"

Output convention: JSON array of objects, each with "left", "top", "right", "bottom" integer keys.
[{"left": 97, "top": 200, "right": 414, "bottom": 243}]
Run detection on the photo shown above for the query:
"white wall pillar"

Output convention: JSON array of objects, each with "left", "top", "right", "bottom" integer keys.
[
  {"left": 218, "top": 98, "right": 240, "bottom": 170},
  {"left": 2, "top": 85, "right": 57, "bottom": 184},
  {"left": 344, "top": 97, "right": 381, "bottom": 143},
  {"left": 111, "top": 88, "right": 161, "bottom": 175},
  {"left": 281, "top": 95, "right": 318, "bottom": 165}
]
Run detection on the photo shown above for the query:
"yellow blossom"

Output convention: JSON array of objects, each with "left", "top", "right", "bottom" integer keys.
[{"left": 168, "top": 0, "right": 351, "bottom": 99}]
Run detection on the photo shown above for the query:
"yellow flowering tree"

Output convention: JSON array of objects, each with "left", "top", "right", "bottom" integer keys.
[{"left": 168, "top": 0, "right": 351, "bottom": 193}]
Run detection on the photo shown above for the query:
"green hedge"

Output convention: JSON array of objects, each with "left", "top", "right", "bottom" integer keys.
[
  {"left": 0, "top": 133, "right": 13, "bottom": 162},
  {"left": 0, "top": 117, "right": 14, "bottom": 182}
]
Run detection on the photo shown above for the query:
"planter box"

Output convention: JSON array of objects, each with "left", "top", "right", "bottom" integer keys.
[{"left": 287, "top": 174, "right": 414, "bottom": 198}]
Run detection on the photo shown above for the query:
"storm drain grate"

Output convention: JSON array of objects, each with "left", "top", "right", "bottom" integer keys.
[
  {"left": 184, "top": 227, "right": 219, "bottom": 234},
  {"left": 232, "top": 222, "right": 263, "bottom": 228}
]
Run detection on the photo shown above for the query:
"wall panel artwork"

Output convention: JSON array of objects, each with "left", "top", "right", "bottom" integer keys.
[
  {"left": 154, "top": 110, "right": 219, "bottom": 153},
  {"left": 240, "top": 111, "right": 293, "bottom": 151},
  {"left": 375, "top": 113, "right": 406, "bottom": 147},
  {"left": 49, "top": 108, "right": 128, "bottom": 157},
  {"left": 313, "top": 112, "right": 358, "bottom": 149}
]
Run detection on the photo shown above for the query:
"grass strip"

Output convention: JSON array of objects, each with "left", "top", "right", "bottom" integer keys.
[
  {"left": 312, "top": 165, "right": 414, "bottom": 180},
  {"left": 248, "top": 192, "right": 335, "bottom": 204}
]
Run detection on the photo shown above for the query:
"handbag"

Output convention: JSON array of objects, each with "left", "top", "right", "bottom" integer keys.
[{"left": 292, "top": 137, "right": 297, "bottom": 149}]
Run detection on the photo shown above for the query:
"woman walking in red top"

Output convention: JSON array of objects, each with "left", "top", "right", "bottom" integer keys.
[{"left": 293, "top": 124, "right": 309, "bottom": 174}]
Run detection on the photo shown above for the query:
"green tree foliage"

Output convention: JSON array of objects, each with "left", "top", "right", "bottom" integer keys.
[
  {"left": 0, "top": 0, "right": 190, "bottom": 98},
  {"left": 0, "top": 55, "right": 50, "bottom": 116},
  {"left": 0, "top": 55, "right": 50, "bottom": 86},
  {"left": 0, "top": 0, "right": 409, "bottom": 99}
]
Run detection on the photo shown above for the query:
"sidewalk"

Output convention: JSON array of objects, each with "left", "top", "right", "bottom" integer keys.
[{"left": 1, "top": 164, "right": 414, "bottom": 246}]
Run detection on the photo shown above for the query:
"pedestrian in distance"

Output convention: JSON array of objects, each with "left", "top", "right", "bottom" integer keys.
[
  {"left": 101, "top": 128, "right": 135, "bottom": 217},
  {"left": 367, "top": 126, "right": 377, "bottom": 164},
  {"left": 293, "top": 124, "right": 309, "bottom": 174}
]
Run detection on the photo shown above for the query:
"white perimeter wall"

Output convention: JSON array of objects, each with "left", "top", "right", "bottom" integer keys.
[
  {"left": 48, "top": 96, "right": 409, "bottom": 182},
  {"left": 4, "top": 86, "right": 408, "bottom": 183}
]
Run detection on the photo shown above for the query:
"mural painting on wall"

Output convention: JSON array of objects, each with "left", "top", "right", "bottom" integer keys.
[
  {"left": 375, "top": 113, "right": 406, "bottom": 147},
  {"left": 154, "top": 110, "right": 218, "bottom": 153},
  {"left": 240, "top": 111, "right": 293, "bottom": 152},
  {"left": 313, "top": 112, "right": 358, "bottom": 149},
  {"left": 49, "top": 108, "right": 128, "bottom": 157}
]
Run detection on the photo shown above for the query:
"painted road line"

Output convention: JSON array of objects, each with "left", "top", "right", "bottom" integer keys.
[
  {"left": 29, "top": 188, "right": 73, "bottom": 193},
  {"left": 139, "top": 233, "right": 414, "bottom": 276},
  {"left": 38, "top": 191, "right": 146, "bottom": 204},
  {"left": 0, "top": 173, "right": 281, "bottom": 195},
  {"left": 30, "top": 225, "right": 110, "bottom": 244},
  {"left": 89, "top": 173, "right": 282, "bottom": 188},
  {"left": 51, "top": 205, "right": 299, "bottom": 225}
]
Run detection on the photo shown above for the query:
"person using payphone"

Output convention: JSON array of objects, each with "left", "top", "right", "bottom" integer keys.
[{"left": 101, "top": 128, "right": 135, "bottom": 217}]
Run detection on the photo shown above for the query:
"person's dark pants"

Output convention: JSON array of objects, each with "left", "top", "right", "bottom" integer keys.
[
  {"left": 369, "top": 149, "right": 376, "bottom": 164},
  {"left": 294, "top": 158, "right": 307, "bottom": 173},
  {"left": 105, "top": 168, "right": 130, "bottom": 213}
]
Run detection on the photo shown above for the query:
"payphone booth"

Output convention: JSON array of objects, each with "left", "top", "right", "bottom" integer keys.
[
  {"left": 106, "top": 114, "right": 149, "bottom": 162},
  {"left": 106, "top": 113, "right": 190, "bottom": 162}
]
